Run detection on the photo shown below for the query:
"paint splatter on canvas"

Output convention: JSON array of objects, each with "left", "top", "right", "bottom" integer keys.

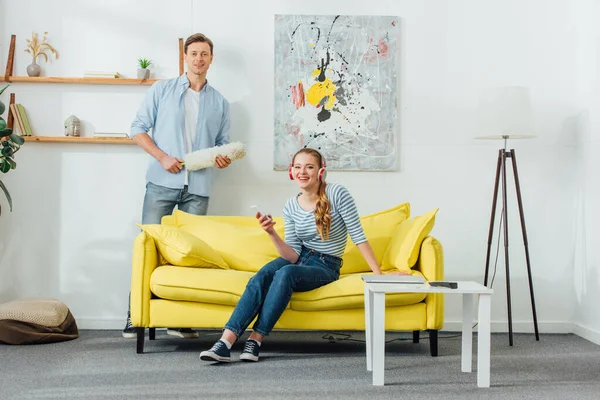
[{"left": 274, "top": 15, "right": 398, "bottom": 171}]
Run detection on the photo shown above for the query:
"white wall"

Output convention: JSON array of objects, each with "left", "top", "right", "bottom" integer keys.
[
  {"left": 0, "top": 0, "right": 595, "bottom": 338},
  {"left": 572, "top": 0, "right": 600, "bottom": 344}
]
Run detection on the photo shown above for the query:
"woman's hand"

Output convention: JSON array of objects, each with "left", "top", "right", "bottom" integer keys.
[
  {"left": 256, "top": 213, "right": 276, "bottom": 234},
  {"left": 385, "top": 270, "right": 412, "bottom": 276}
]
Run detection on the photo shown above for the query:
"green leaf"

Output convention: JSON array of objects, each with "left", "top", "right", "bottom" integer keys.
[
  {"left": 7, "top": 158, "right": 16, "bottom": 169},
  {"left": 1, "top": 128, "right": 13, "bottom": 137},
  {"left": 0, "top": 159, "right": 10, "bottom": 173},
  {"left": 0, "top": 117, "right": 6, "bottom": 131},
  {"left": 0, "top": 180, "right": 12, "bottom": 212},
  {"left": 1, "top": 146, "right": 14, "bottom": 157},
  {"left": 2, "top": 140, "right": 9, "bottom": 147},
  {"left": 0, "top": 84, "right": 8, "bottom": 96},
  {"left": 9, "top": 133, "right": 24, "bottom": 145}
]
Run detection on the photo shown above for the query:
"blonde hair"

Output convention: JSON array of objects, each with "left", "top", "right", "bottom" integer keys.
[{"left": 292, "top": 148, "right": 331, "bottom": 241}]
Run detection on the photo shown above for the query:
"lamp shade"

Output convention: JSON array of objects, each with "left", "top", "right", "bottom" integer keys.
[{"left": 476, "top": 86, "right": 535, "bottom": 139}]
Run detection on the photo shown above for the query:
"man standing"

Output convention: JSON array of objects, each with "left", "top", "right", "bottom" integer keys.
[{"left": 124, "top": 33, "right": 231, "bottom": 339}]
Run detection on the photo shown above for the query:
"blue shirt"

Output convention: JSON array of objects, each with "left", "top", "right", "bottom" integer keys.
[
  {"left": 130, "top": 74, "right": 230, "bottom": 197},
  {"left": 282, "top": 183, "right": 367, "bottom": 258}
]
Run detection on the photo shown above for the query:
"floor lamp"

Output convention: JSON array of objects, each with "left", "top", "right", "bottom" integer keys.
[{"left": 476, "top": 86, "right": 540, "bottom": 346}]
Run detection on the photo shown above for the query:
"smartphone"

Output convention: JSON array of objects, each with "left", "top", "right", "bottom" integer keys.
[{"left": 250, "top": 205, "right": 272, "bottom": 220}]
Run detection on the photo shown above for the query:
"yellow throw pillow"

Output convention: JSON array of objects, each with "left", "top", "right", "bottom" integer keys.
[
  {"left": 137, "top": 224, "right": 229, "bottom": 269},
  {"left": 341, "top": 203, "right": 410, "bottom": 274},
  {"left": 381, "top": 208, "right": 439, "bottom": 273},
  {"left": 180, "top": 219, "right": 284, "bottom": 272}
]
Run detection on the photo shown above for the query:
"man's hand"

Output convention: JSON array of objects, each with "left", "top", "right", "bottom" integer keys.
[
  {"left": 215, "top": 155, "right": 232, "bottom": 169},
  {"left": 159, "top": 155, "right": 184, "bottom": 173}
]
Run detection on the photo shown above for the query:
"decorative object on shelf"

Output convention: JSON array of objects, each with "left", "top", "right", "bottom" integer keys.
[
  {"left": 182, "top": 142, "right": 246, "bottom": 171},
  {"left": 64, "top": 115, "right": 81, "bottom": 137},
  {"left": 83, "top": 71, "right": 120, "bottom": 79},
  {"left": 137, "top": 57, "right": 152, "bottom": 80},
  {"left": 9, "top": 103, "right": 33, "bottom": 136},
  {"left": 0, "top": 84, "right": 25, "bottom": 215},
  {"left": 92, "top": 132, "right": 128, "bottom": 138},
  {"left": 24, "top": 32, "right": 59, "bottom": 77}
]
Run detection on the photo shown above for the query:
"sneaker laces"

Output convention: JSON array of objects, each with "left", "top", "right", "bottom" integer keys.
[
  {"left": 243, "top": 340, "right": 258, "bottom": 354},
  {"left": 124, "top": 317, "right": 133, "bottom": 330},
  {"left": 210, "top": 341, "right": 226, "bottom": 352}
]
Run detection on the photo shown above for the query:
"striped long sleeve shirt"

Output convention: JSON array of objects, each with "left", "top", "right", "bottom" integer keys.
[{"left": 282, "top": 183, "right": 367, "bottom": 258}]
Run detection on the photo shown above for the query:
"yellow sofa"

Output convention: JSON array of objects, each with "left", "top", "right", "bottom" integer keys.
[{"left": 129, "top": 203, "right": 444, "bottom": 355}]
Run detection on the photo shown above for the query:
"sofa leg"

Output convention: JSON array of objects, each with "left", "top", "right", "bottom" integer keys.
[
  {"left": 413, "top": 330, "right": 420, "bottom": 343},
  {"left": 149, "top": 328, "right": 156, "bottom": 340},
  {"left": 136, "top": 328, "right": 145, "bottom": 354},
  {"left": 429, "top": 330, "right": 438, "bottom": 357}
]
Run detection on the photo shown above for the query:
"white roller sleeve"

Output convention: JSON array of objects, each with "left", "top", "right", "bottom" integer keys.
[{"left": 183, "top": 142, "right": 246, "bottom": 171}]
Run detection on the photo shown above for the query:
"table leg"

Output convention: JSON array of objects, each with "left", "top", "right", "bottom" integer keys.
[
  {"left": 365, "top": 285, "right": 374, "bottom": 371},
  {"left": 462, "top": 293, "right": 474, "bottom": 372},
  {"left": 477, "top": 294, "right": 492, "bottom": 388},
  {"left": 372, "top": 292, "right": 386, "bottom": 386}
]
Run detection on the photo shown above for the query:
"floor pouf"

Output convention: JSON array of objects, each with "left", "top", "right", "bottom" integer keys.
[{"left": 0, "top": 298, "right": 79, "bottom": 345}]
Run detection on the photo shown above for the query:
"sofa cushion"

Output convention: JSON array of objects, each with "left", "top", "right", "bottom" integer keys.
[
  {"left": 138, "top": 224, "right": 229, "bottom": 269},
  {"left": 150, "top": 266, "right": 427, "bottom": 311},
  {"left": 150, "top": 266, "right": 255, "bottom": 306},
  {"left": 290, "top": 272, "right": 427, "bottom": 311},
  {"left": 382, "top": 208, "right": 439, "bottom": 273},
  {"left": 341, "top": 202, "right": 410, "bottom": 275},
  {"left": 179, "top": 219, "right": 285, "bottom": 272}
]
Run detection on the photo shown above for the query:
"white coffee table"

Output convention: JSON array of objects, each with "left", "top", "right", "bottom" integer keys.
[{"left": 363, "top": 280, "right": 493, "bottom": 387}]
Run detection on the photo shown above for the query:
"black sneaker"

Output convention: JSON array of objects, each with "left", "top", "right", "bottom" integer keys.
[
  {"left": 166, "top": 328, "right": 199, "bottom": 339},
  {"left": 200, "top": 340, "right": 231, "bottom": 363},
  {"left": 122, "top": 316, "right": 136, "bottom": 339},
  {"left": 239, "top": 339, "right": 260, "bottom": 362}
]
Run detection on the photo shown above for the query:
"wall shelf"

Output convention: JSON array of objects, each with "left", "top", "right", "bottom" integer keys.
[
  {"left": 23, "top": 136, "right": 136, "bottom": 144},
  {"left": 0, "top": 76, "right": 156, "bottom": 85}
]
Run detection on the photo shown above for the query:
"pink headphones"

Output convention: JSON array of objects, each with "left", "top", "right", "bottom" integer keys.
[{"left": 289, "top": 149, "right": 327, "bottom": 182}]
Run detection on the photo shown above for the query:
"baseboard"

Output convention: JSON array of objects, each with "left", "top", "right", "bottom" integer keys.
[
  {"left": 77, "top": 318, "right": 126, "bottom": 330},
  {"left": 80, "top": 318, "right": 575, "bottom": 334},
  {"left": 573, "top": 323, "right": 600, "bottom": 345},
  {"left": 443, "top": 320, "right": 572, "bottom": 334}
]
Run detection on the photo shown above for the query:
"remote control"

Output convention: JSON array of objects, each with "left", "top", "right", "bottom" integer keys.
[{"left": 429, "top": 281, "right": 458, "bottom": 289}]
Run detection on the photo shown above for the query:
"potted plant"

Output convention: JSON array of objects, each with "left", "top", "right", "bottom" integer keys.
[
  {"left": 137, "top": 57, "right": 152, "bottom": 80},
  {"left": 0, "top": 84, "right": 25, "bottom": 215},
  {"left": 24, "top": 31, "right": 59, "bottom": 77}
]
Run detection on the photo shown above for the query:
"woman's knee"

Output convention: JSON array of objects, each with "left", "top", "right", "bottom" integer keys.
[{"left": 272, "top": 266, "right": 295, "bottom": 285}]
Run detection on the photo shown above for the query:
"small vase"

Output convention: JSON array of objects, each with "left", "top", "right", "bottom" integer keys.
[
  {"left": 137, "top": 68, "right": 150, "bottom": 80},
  {"left": 27, "top": 60, "right": 41, "bottom": 77}
]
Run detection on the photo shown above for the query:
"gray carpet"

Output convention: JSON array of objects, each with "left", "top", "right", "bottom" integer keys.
[{"left": 1, "top": 330, "right": 599, "bottom": 399}]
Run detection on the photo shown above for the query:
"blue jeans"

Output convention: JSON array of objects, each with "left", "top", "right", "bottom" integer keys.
[
  {"left": 224, "top": 246, "right": 342, "bottom": 337},
  {"left": 141, "top": 182, "right": 209, "bottom": 224}
]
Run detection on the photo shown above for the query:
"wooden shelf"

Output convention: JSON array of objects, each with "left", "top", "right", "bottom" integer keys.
[
  {"left": 0, "top": 76, "right": 157, "bottom": 85},
  {"left": 23, "top": 136, "right": 136, "bottom": 144}
]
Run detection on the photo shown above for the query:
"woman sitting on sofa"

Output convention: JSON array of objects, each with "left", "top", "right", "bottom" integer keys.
[{"left": 200, "top": 147, "right": 408, "bottom": 363}]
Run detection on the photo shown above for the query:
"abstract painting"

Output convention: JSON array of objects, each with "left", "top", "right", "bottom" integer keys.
[{"left": 274, "top": 15, "right": 398, "bottom": 171}]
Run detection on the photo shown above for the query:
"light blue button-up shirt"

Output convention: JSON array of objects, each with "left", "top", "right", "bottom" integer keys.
[{"left": 130, "top": 74, "right": 230, "bottom": 197}]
